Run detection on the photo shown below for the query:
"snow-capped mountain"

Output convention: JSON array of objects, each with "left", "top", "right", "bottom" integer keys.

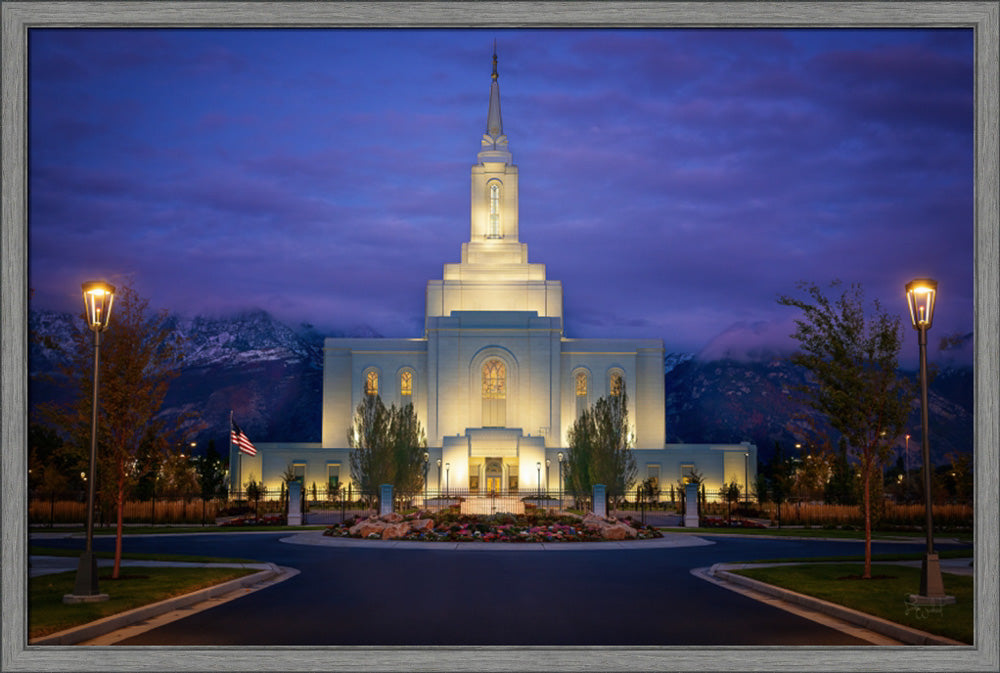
[{"left": 28, "top": 309, "right": 973, "bottom": 465}]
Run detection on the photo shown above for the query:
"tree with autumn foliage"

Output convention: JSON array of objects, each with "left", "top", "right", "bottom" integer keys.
[
  {"left": 779, "top": 280, "right": 914, "bottom": 579},
  {"left": 44, "top": 282, "right": 185, "bottom": 578}
]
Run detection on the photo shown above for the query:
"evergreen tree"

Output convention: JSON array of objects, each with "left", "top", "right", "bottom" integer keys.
[
  {"left": 348, "top": 395, "right": 426, "bottom": 498},
  {"left": 824, "top": 438, "right": 858, "bottom": 505},
  {"left": 564, "top": 391, "right": 637, "bottom": 510},
  {"left": 779, "top": 280, "right": 913, "bottom": 577}
]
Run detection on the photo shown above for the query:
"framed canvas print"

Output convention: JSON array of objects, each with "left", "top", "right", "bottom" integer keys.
[{"left": 2, "top": 2, "right": 997, "bottom": 672}]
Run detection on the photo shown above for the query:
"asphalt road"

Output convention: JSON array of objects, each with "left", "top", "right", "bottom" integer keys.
[{"left": 33, "top": 532, "right": 967, "bottom": 646}]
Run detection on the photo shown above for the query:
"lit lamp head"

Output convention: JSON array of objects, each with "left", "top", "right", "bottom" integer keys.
[
  {"left": 81, "top": 281, "right": 115, "bottom": 332},
  {"left": 905, "top": 278, "right": 937, "bottom": 330},
  {"left": 423, "top": 452, "right": 429, "bottom": 463}
]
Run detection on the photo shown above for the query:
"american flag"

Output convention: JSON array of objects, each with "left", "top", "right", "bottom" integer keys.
[{"left": 231, "top": 419, "right": 256, "bottom": 456}]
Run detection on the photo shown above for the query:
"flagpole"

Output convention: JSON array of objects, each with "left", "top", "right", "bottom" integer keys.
[{"left": 230, "top": 410, "right": 240, "bottom": 501}]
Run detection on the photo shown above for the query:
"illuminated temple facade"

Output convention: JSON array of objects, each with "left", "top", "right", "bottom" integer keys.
[{"left": 236, "top": 54, "right": 756, "bottom": 501}]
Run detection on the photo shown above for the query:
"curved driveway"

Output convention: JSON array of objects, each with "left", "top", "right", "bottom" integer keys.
[{"left": 33, "top": 531, "right": 966, "bottom": 646}]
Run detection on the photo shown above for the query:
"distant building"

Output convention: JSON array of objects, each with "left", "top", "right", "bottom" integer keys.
[{"left": 233, "top": 51, "right": 756, "bottom": 503}]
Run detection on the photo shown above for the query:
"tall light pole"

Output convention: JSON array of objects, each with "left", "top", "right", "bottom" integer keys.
[
  {"left": 557, "top": 452, "right": 564, "bottom": 507},
  {"left": 423, "top": 452, "right": 429, "bottom": 504},
  {"left": 65, "top": 281, "right": 115, "bottom": 603},
  {"left": 904, "top": 433, "right": 911, "bottom": 498},
  {"left": 744, "top": 451, "right": 750, "bottom": 507},
  {"left": 545, "top": 459, "right": 550, "bottom": 496},
  {"left": 437, "top": 459, "right": 442, "bottom": 496},
  {"left": 905, "top": 278, "right": 952, "bottom": 604},
  {"left": 536, "top": 461, "right": 542, "bottom": 497},
  {"left": 445, "top": 462, "right": 450, "bottom": 497}
]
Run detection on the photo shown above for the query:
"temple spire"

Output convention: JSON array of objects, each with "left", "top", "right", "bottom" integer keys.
[{"left": 486, "top": 42, "right": 503, "bottom": 140}]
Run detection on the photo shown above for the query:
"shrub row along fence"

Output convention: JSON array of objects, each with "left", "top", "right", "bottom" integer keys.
[
  {"left": 29, "top": 498, "right": 228, "bottom": 526},
  {"left": 29, "top": 494, "right": 974, "bottom": 530}
]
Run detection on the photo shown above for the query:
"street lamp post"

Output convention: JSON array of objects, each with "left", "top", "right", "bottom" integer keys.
[
  {"left": 905, "top": 278, "right": 952, "bottom": 604},
  {"left": 545, "top": 459, "right": 550, "bottom": 497},
  {"left": 557, "top": 452, "right": 564, "bottom": 507},
  {"left": 445, "top": 462, "right": 450, "bottom": 497},
  {"left": 65, "top": 281, "right": 115, "bottom": 603},
  {"left": 423, "top": 452, "right": 429, "bottom": 505},
  {"left": 436, "top": 459, "right": 442, "bottom": 497},
  {"left": 744, "top": 451, "right": 750, "bottom": 507},
  {"left": 904, "top": 433, "right": 911, "bottom": 499},
  {"left": 536, "top": 461, "right": 541, "bottom": 497}
]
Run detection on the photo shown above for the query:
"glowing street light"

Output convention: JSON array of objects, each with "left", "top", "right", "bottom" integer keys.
[
  {"left": 445, "top": 462, "right": 450, "bottom": 497},
  {"left": 65, "top": 281, "right": 115, "bottom": 603},
  {"left": 536, "top": 461, "right": 542, "bottom": 497},
  {"left": 905, "top": 278, "right": 952, "bottom": 605},
  {"left": 557, "top": 452, "right": 564, "bottom": 507}
]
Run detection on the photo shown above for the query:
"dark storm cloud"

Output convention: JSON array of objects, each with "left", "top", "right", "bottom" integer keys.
[{"left": 27, "top": 28, "right": 974, "bottom": 360}]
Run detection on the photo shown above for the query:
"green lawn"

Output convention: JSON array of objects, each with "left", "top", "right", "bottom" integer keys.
[
  {"left": 661, "top": 526, "right": 971, "bottom": 542},
  {"left": 29, "top": 567, "right": 257, "bottom": 640},
  {"left": 731, "top": 563, "right": 974, "bottom": 644},
  {"left": 31, "top": 524, "right": 328, "bottom": 535},
  {"left": 30, "top": 545, "right": 261, "bottom": 564}
]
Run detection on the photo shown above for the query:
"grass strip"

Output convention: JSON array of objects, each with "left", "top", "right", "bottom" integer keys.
[
  {"left": 32, "top": 524, "right": 327, "bottom": 535},
  {"left": 29, "top": 567, "right": 257, "bottom": 640},
  {"left": 660, "top": 526, "right": 971, "bottom": 542},
  {"left": 742, "top": 549, "right": 973, "bottom": 564},
  {"left": 30, "top": 546, "right": 261, "bottom": 564},
  {"left": 731, "top": 563, "right": 973, "bottom": 644}
]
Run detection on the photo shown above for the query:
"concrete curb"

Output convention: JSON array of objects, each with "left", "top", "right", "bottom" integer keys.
[
  {"left": 279, "top": 529, "right": 716, "bottom": 551},
  {"left": 707, "top": 563, "right": 967, "bottom": 646},
  {"left": 30, "top": 563, "right": 284, "bottom": 645}
]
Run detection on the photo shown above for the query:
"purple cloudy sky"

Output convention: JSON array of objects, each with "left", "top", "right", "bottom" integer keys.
[{"left": 28, "top": 28, "right": 974, "bottom": 364}]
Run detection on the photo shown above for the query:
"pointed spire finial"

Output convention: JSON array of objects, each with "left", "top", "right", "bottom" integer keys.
[{"left": 486, "top": 41, "right": 503, "bottom": 139}]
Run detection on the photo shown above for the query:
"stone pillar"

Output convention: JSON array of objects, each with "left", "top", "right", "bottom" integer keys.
[
  {"left": 593, "top": 484, "right": 607, "bottom": 518},
  {"left": 287, "top": 481, "right": 302, "bottom": 526},
  {"left": 380, "top": 484, "right": 394, "bottom": 517},
  {"left": 684, "top": 483, "right": 700, "bottom": 528}
]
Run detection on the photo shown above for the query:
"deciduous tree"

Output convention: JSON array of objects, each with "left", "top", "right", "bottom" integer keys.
[
  {"left": 779, "top": 280, "right": 913, "bottom": 578},
  {"left": 45, "top": 282, "right": 185, "bottom": 577}
]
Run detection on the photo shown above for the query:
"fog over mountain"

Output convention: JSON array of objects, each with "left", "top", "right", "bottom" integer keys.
[{"left": 28, "top": 309, "right": 973, "bottom": 466}]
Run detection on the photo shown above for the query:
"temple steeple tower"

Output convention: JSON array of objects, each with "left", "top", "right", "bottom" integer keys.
[{"left": 425, "top": 47, "right": 563, "bottom": 322}]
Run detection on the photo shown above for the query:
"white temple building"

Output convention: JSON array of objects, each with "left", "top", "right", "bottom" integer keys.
[{"left": 234, "top": 52, "right": 756, "bottom": 502}]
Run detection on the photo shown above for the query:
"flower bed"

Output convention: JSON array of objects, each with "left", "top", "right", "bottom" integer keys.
[{"left": 323, "top": 510, "right": 663, "bottom": 543}]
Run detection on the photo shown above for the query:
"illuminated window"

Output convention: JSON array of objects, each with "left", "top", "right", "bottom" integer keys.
[
  {"left": 400, "top": 370, "right": 412, "bottom": 397},
  {"left": 365, "top": 370, "right": 378, "bottom": 396},
  {"left": 488, "top": 182, "right": 501, "bottom": 238},
  {"left": 575, "top": 371, "right": 588, "bottom": 417},
  {"left": 610, "top": 371, "right": 624, "bottom": 396},
  {"left": 482, "top": 359, "right": 506, "bottom": 426}
]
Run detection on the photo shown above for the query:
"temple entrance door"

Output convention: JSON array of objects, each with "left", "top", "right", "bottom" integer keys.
[{"left": 484, "top": 458, "right": 503, "bottom": 494}]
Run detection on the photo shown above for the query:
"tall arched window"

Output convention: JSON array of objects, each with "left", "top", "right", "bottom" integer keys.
[
  {"left": 609, "top": 371, "right": 624, "bottom": 397},
  {"left": 482, "top": 359, "right": 506, "bottom": 426},
  {"left": 400, "top": 370, "right": 412, "bottom": 397},
  {"left": 365, "top": 370, "right": 379, "bottom": 397},
  {"left": 575, "top": 371, "right": 589, "bottom": 417},
  {"left": 488, "top": 183, "right": 501, "bottom": 239}
]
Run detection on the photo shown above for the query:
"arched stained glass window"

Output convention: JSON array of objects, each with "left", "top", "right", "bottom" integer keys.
[
  {"left": 575, "top": 371, "right": 588, "bottom": 417},
  {"left": 400, "top": 370, "right": 412, "bottom": 397},
  {"left": 482, "top": 359, "right": 506, "bottom": 426},
  {"left": 365, "top": 370, "right": 379, "bottom": 397},
  {"left": 488, "top": 183, "right": 501, "bottom": 238},
  {"left": 610, "top": 371, "right": 624, "bottom": 397}
]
